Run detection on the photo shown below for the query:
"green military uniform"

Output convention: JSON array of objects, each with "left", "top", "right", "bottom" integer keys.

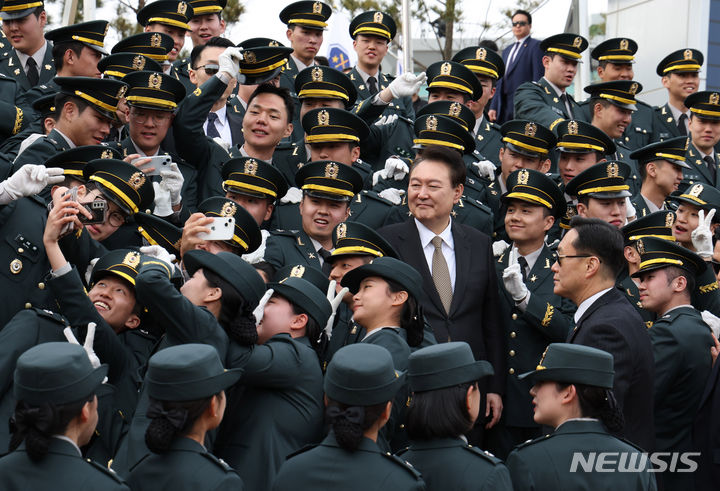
[
  {"left": 0, "top": 342, "right": 128, "bottom": 489},
  {"left": 272, "top": 343, "right": 424, "bottom": 491},
  {"left": 631, "top": 237, "right": 714, "bottom": 489},
  {"left": 473, "top": 118, "right": 503, "bottom": 164},
  {"left": 0, "top": 73, "right": 30, "bottom": 150},
  {"left": 265, "top": 228, "right": 324, "bottom": 271},
  {"left": 198, "top": 196, "right": 262, "bottom": 253},
  {"left": 507, "top": 343, "right": 657, "bottom": 491},
  {"left": 136, "top": 0, "right": 194, "bottom": 73},
  {"left": 677, "top": 91, "right": 720, "bottom": 187},
  {"left": 111, "top": 32, "right": 176, "bottom": 78},
  {"left": 126, "top": 344, "right": 244, "bottom": 490},
  {"left": 171, "top": 56, "right": 195, "bottom": 93}
]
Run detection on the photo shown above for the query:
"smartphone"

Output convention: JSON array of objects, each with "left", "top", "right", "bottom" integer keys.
[
  {"left": 79, "top": 199, "right": 107, "bottom": 225},
  {"left": 59, "top": 186, "right": 79, "bottom": 234},
  {"left": 132, "top": 155, "right": 171, "bottom": 176},
  {"left": 197, "top": 217, "right": 235, "bottom": 241}
]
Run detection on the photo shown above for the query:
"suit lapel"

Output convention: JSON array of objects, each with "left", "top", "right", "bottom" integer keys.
[
  {"left": 526, "top": 246, "right": 555, "bottom": 291},
  {"left": 504, "top": 37, "right": 530, "bottom": 77},
  {"left": 295, "top": 229, "right": 321, "bottom": 269},
  {"left": 449, "top": 222, "right": 469, "bottom": 315},
  {"left": 1, "top": 49, "right": 29, "bottom": 91},
  {"left": 399, "top": 220, "right": 445, "bottom": 314},
  {"left": 658, "top": 104, "right": 681, "bottom": 137},
  {"left": 348, "top": 67, "right": 371, "bottom": 101},
  {"left": 538, "top": 78, "right": 568, "bottom": 117},
  {"left": 569, "top": 288, "right": 615, "bottom": 341}
]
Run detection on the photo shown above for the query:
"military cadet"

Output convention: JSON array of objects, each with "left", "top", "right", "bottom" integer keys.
[
  {"left": 271, "top": 343, "right": 425, "bottom": 491},
  {"left": 135, "top": 210, "right": 183, "bottom": 257},
  {"left": 585, "top": 38, "right": 656, "bottom": 150},
  {"left": 399, "top": 342, "right": 513, "bottom": 490},
  {"left": 506, "top": 343, "right": 657, "bottom": 490},
  {"left": 0, "top": 0, "right": 55, "bottom": 93},
  {"left": 629, "top": 137, "right": 689, "bottom": 217},
  {"left": 0, "top": 343, "right": 128, "bottom": 489},
  {"left": 683, "top": 91, "right": 720, "bottom": 187},
  {"left": 633, "top": 237, "right": 714, "bottom": 489},
  {"left": 100, "top": 53, "right": 163, "bottom": 81},
  {"left": 670, "top": 182, "right": 720, "bottom": 252},
  {"left": 126, "top": 344, "right": 244, "bottom": 490},
  {"left": 264, "top": 160, "right": 363, "bottom": 273},
  {"left": 566, "top": 161, "right": 632, "bottom": 228},
  {"left": 487, "top": 168, "right": 576, "bottom": 458},
  {"left": 13, "top": 77, "right": 127, "bottom": 172},
  {"left": 216, "top": 276, "right": 331, "bottom": 491},
  {"left": 277, "top": 1, "right": 332, "bottom": 92},
  {"left": 137, "top": 0, "right": 194, "bottom": 71},
  {"left": 514, "top": 33, "right": 588, "bottom": 130},
  {"left": 110, "top": 31, "right": 175, "bottom": 68},
  {"left": 452, "top": 45, "right": 506, "bottom": 166},
  {"left": 653, "top": 48, "right": 703, "bottom": 141}
]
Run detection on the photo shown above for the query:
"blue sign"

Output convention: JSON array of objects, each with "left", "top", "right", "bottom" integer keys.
[{"left": 328, "top": 44, "right": 352, "bottom": 70}]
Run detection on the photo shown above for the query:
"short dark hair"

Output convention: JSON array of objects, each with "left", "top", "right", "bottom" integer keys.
[
  {"left": 569, "top": 216, "right": 625, "bottom": 279},
  {"left": 31, "top": 6, "right": 44, "bottom": 17},
  {"left": 664, "top": 265, "right": 695, "bottom": 296},
  {"left": 411, "top": 145, "right": 466, "bottom": 188},
  {"left": 190, "top": 36, "right": 234, "bottom": 69},
  {"left": 54, "top": 92, "right": 90, "bottom": 115},
  {"left": 51, "top": 41, "right": 85, "bottom": 71},
  {"left": 247, "top": 83, "right": 295, "bottom": 124},
  {"left": 512, "top": 9, "right": 532, "bottom": 24},
  {"left": 315, "top": 55, "right": 329, "bottom": 66},
  {"left": 477, "top": 39, "right": 498, "bottom": 52},
  {"left": 406, "top": 382, "right": 476, "bottom": 440}
]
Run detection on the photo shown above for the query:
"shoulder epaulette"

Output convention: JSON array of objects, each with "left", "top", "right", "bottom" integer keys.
[
  {"left": 87, "top": 459, "right": 126, "bottom": 484},
  {"left": 462, "top": 444, "right": 504, "bottom": 464},
  {"left": 360, "top": 190, "right": 393, "bottom": 205},
  {"left": 199, "top": 452, "right": 236, "bottom": 472},
  {"left": 381, "top": 452, "right": 423, "bottom": 480},
  {"left": 286, "top": 443, "right": 317, "bottom": 459},
  {"left": 271, "top": 229, "right": 300, "bottom": 238},
  {"left": 516, "top": 433, "right": 554, "bottom": 449},
  {"left": 33, "top": 308, "right": 69, "bottom": 325}
]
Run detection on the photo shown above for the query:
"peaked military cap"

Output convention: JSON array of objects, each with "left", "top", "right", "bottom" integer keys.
[
  {"left": 111, "top": 32, "right": 175, "bottom": 63},
  {"left": 269, "top": 276, "right": 332, "bottom": 327},
  {"left": 503, "top": 168, "right": 566, "bottom": 219},
  {"left": 685, "top": 90, "right": 720, "bottom": 121},
  {"left": 295, "top": 160, "right": 363, "bottom": 202},
  {"left": 0, "top": 0, "right": 43, "bottom": 20},
  {"left": 295, "top": 65, "right": 357, "bottom": 108},
  {"left": 273, "top": 264, "right": 329, "bottom": 293},
  {"left": 329, "top": 221, "right": 398, "bottom": 261},
  {"left": 409, "top": 342, "right": 494, "bottom": 392},
  {"left": 237, "top": 38, "right": 294, "bottom": 85},
  {"left": 501, "top": 119, "right": 556, "bottom": 158},
  {"left": 221, "top": 156, "right": 288, "bottom": 201},
  {"left": 413, "top": 114, "right": 476, "bottom": 155},
  {"left": 540, "top": 33, "right": 588, "bottom": 61},
  {"left": 341, "top": 256, "right": 422, "bottom": 300},
  {"left": 137, "top": 0, "right": 194, "bottom": 31},
  {"left": 631, "top": 236, "right": 706, "bottom": 278},
  {"left": 590, "top": 37, "right": 638, "bottom": 64},
  {"left": 565, "top": 160, "right": 632, "bottom": 199},
  {"left": 656, "top": 48, "right": 704, "bottom": 76},
  {"left": 198, "top": 196, "right": 262, "bottom": 253},
  {"left": 325, "top": 343, "right": 405, "bottom": 406},
  {"left": 84, "top": 158, "right": 154, "bottom": 214},
  {"left": 146, "top": 344, "right": 242, "bottom": 401},
  {"left": 349, "top": 10, "right": 396, "bottom": 41},
  {"left": 584, "top": 80, "right": 643, "bottom": 111},
  {"left": 426, "top": 60, "right": 483, "bottom": 101},
  {"left": 99, "top": 53, "right": 163, "bottom": 79},
  {"left": 45, "top": 145, "right": 121, "bottom": 180},
  {"left": 55, "top": 77, "right": 128, "bottom": 121},
  {"left": 452, "top": 45, "right": 506, "bottom": 80},
  {"left": 417, "top": 100, "right": 475, "bottom": 132},
  {"left": 14, "top": 342, "right": 108, "bottom": 405},
  {"left": 90, "top": 249, "right": 145, "bottom": 286},
  {"left": 184, "top": 249, "right": 266, "bottom": 306},
  {"left": 555, "top": 119, "right": 615, "bottom": 155},
  {"left": 32, "top": 93, "right": 57, "bottom": 120},
  {"left": 188, "top": 0, "right": 226, "bottom": 15},
  {"left": 670, "top": 182, "right": 720, "bottom": 214},
  {"left": 135, "top": 212, "right": 183, "bottom": 257},
  {"left": 279, "top": 1, "right": 331, "bottom": 30},
  {"left": 629, "top": 136, "right": 690, "bottom": 168},
  {"left": 519, "top": 343, "right": 614, "bottom": 389},
  {"left": 45, "top": 20, "right": 110, "bottom": 55},
  {"left": 123, "top": 70, "right": 186, "bottom": 111},
  {"left": 621, "top": 210, "right": 676, "bottom": 243},
  {"left": 302, "top": 107, "right": 369, "bottom": 144}
]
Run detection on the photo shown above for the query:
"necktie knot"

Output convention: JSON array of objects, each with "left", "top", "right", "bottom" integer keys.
[
  {"left": 26, "top": 57, "right": 39, "bottom": 86},
  {"left": 431, "top": 235, "right": 443, "bottom": 250},
  {"left": 208, "top": 111, "right": 218, "bottom": 122},
  {"left": 678, "top": 113, "right": 688, "bottom": 136},
  {"left": 206, "top": 111, "right": 221, "bottom": 139},
  {"left": 517, "top": 255, "right": 529, "bottom": 281},
  {"left": 367, "top": 76, "right": 378, "bottom": 95}
]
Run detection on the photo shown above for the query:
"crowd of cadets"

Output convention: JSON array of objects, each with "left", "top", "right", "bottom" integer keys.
[{"left": 0, "top": 0, "right": 719, "bottom": 489}]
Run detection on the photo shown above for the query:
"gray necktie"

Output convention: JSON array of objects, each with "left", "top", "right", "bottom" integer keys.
[{"left": 431, "top": 236, "right": 453, "bottom": 314}]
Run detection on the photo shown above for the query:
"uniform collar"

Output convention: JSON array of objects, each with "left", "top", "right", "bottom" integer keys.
[
  {"left": 355, "top": 66, "right": 380, "bottom": 85},
  {"left": 51, "top": 435, "right": 82, "bottom": 456},
  {"left": 53, "top": 128, "right": 76, "bottom": 148},
  {"left": 15, "top": 41, "right": 48, "bottom": 73},
  {"left": 415, "top": 217, "right": 454, "bottom": 250},
  {"left": 574, "top": 287, "right": 613, "bottom": 324},
  {"left": 542, "top": 77, "right": 565, "bottom": 97},
  {"left": 323, "top": 430, "right": 382, "bottom": 453}
]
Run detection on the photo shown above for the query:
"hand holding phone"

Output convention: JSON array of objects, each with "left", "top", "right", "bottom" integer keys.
[{"left": 197, "top": 217, "right": 235, "bottom": 241}]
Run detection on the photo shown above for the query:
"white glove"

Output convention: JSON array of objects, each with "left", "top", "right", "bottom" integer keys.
[
  {"left": 492, "top": 240, "right": 510, "bottom": 257},
  {"left": 140, "top": 245, "right": 177, "bottom": 266},
  {"left": 692, "top": 208, "right": 715, "bottom": 259},
  {"left": 84, "top": 257, "right": 100, "bottom": 285},
  {"left": 280, "top": 186, "right": 303, "bottom": 204},
  {"left": 253, "top": 288, "right": 274, "bottom": 327},
  {"left": 503, "top": 246, "right": 529, "bottom": 302},
  {"left": 625, "top": 196, "right": 635, "bottom": 219},
  {"left": 0, "top": 165, "right": 64, "bottom": 204},
  {"left": 384, "top": 156, "right": 409, "bottom": 181},
  {"left": 64, "top": 323, "right": 101, "bottom": 370},
  {"left": 152, "top": 181, "right": 173, "bottom": 217},
  {"left": 213, "top": 136, "right": 231, "bottom": 153},
  {"left": 378, "top": 187, "right": 405, "bottom": 205},
  {"left": 472, "top": 160, "right": 496, "bottom": 181},
  {"left": 324, "top": 280, "right": 349, "bottom": 339},
  {"left": 158, "top": 162, "right": 184, "bottom": 206},
  {"left": 218, "top": 46, "right": 243, "bottom": 79},
  {"left": 702, "top": 310, "right": 720, "bottom": 339},
  {"left": 373, "top": 113, "right": 398, "bottom": 126},
  {"left": 388, "top": 72, "right": 428, "bottom": 99}
]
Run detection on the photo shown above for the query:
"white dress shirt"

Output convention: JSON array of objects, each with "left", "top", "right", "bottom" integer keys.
[
  {"left": 507, "top": 35, "right": 529, "bottom": 66},
  {"left": 16, "top": 41, "right": 47, "bottom": 77},
  {"left": 204, "top": 104, "right": 232, "bottom": 145},
  {"left": 668, "top": 103, "right": 690, "bottom": 133},
  {"left": 415, "top": 218, "right": 456, "bottom": 290}
]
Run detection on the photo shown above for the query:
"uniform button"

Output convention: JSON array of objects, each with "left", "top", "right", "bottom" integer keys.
[
  {"left": 399, "top": 424, "right": 405, "bottom": 429},
  {"left": 37, "top": 282, "right": 45, "bottom": 290},
  {"left": 510, "top": 331, "right": 517, "bottom": 338},
  {"left": 509, "top": 350, "right": 515, "bottom": 357},
  {"left": 17, "top": 248, "right": 23, "bottom": 253},
  {"left": 509, "top": 368, "right": 515, "bottom": 374},
  {"left": 24, "top": 303, "right": 31, "bottom": 309},
  {"left": 511, "top": 313, "right": 518, "bottom": 320}
]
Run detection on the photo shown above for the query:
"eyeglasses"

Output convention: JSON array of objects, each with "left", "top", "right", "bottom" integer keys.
[
  {"left": 512, "top": 21, "right": 529, "bottom": 27},
  {"left": 130, "top": 109, "right": 173, "bottom": 124},
  {"left": 556, "top": 254, "right": 593, "bottom": 266},
  {"left": 108, "top": 210, "right": 127, "bottom": 227},
  {"left": 194, "top": 64, "right": 219, "bottom": 75}
]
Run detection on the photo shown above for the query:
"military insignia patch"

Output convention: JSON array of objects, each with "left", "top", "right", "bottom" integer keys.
[
  {"left": 324, "top": 162, "right": 339, "bottom": 179},
  {"left": 151, "top": 33, "right": 162, "bottom": 48},
  {"left": 524, "top": 122, "right": 537, "bottom": 137},
  {"left": 221, "top": 201, "right": 237, "bottom": 217},
  {"left": 636, "top": 239, "right": 645, "bottom": 254},
  {"left": 129, "top": 172, "right": 146, "bottom": 190},
  {"left": 243, "top": 159, "right": 258, "bottom": 175},
  {"left": 573, "top": 37, "right": 582, "bottom": 48},
  {"left": 607, "top": 162, "right": 619, "bottom": 178},
  {"left": 148, "top": 73, "right": 162, "bottom": 89},
  {"left": 244, "top": 51, "right": 256, "bottom": 64},
  {"left": 123, "top": 252, "right": 141, "bottom": 268},
  {"left": 311, "top": 66, "right": 323, "bottom": 82},
  {"left": 101, "top": 149, "right": 113, "bottom": 159},
  {"left": 132, "top": 55, "right": 146, "bottom": 70},
  {"left": 426, "top": 115, "right": 438, "bottom": 131},
  {"left": 336, "top": 222, "right": 347, "bottom": 239},
  {"left": 665, "top": 212, "right": 675, "bottom": 228},
  {"left": 476, "top": 47, "right": 487, "bottom": 60},
  {"left": 449, "top": 102, "right": 462, "bottom": 118},
  {"left": 312, "top": 1, "right": 322, "bottom": 14},
  {"left": 517, "top": 169, "right": 530, "bottom": 185},
  {"left": 318, "top": 109, "right": 330, "bottom": 126},
  {"left": 373, "top": 11, "right": 383, "bottom": 23},
  {"left": 629, "top": 83, "right": 638, "bottom": 95},
  {"left": 568, "top": 120, "right": 579, "bottom": 135},
  {"left": 711, "top": 93, "right": 720, "bottom": 105},
  {"left": 620, "top": 39, "right": 629, "bottom": 51},
  {"left": 684, "top": 49, "right": 693, "bottom": 60},
  {"left": 117, "top": 85, "right": 127, "bottom": 99},
  {"left": 689, "top": 183, "right": 704, "bottom": 197},
  {"left": 290, "top": 265, "right": 305, "bottom": 277},
  {"left": 440, "top": 62, "right": 452, "bottom": 76},
  {"left": 177, "top": 1, "right": 187, "bottom": 15}
]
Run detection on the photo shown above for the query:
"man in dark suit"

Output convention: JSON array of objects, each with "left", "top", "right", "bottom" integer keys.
[
  {"left": 694, "top": 340, "right": 720, "bottom": 491},
  {"left": 379, "top": 145, "right": 506, "bottom": 436},
  {"left": 555, "top": 216, "right": 655, "bottom": 451},
  {"left": 488, "top": 10, "right": 543, "bottom": 124}
]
